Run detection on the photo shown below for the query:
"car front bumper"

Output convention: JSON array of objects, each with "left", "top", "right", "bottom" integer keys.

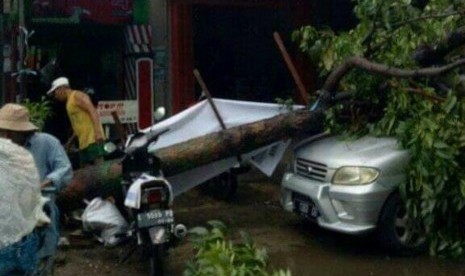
[{"left": 280, "top": 172, "right": 393, "bottom": 235}]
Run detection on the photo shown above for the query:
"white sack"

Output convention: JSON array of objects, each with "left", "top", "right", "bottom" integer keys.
[{"left": 82, "top": 197, "right": 128, "bottom": 246}]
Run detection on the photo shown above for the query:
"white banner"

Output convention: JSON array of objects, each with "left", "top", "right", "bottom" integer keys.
[{"left": 144, "top": 98, "right": 304, "bottom": 196}]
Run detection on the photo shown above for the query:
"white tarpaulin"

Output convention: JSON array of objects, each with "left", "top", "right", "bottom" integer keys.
[{"left": 145, "top": 98, "right": 303, "bottom": 196}]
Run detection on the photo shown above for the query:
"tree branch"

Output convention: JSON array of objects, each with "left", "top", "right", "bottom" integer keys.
[
  {"left": 321, "top": 56, "right": 465, "bottom": 96},
  {"left": 392, "top": 10, "right": 465, "bottom": 28},
  {"left": 369, "top": 15, "right": 465, "bottom": 58},
  {"left": 402, "top": 87, "right": 445, "bottom": 102},
  {"left": 388, "top": 80, "right": 445, "bottom": 102}
]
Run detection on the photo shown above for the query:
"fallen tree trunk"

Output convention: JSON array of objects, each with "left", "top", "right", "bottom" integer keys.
[
  {"left": 159, "top": 109, "right": 325, "bottom": 175},
  {"left": 56, "top": 160, "right": 122, "bottom": 213},
  {"left": 57, "top": 55, "right": 465, "bottom": 210},
  {"left": 57, "top": 109, "right": 325, "bottom": 210}
]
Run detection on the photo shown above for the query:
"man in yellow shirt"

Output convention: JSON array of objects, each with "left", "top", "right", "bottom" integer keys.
[{"left": 47, "top": 77, "right": 105, "bottom": 166}]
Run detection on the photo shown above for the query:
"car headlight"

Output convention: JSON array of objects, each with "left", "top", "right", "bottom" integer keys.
[{"left": 332, "top": 166, "right": 379, "bottom": 185}]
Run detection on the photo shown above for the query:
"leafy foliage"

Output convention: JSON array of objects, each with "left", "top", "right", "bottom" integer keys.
[
  {"left": 293, "top": 0, "right": 465, "bottom": 258},
  {"left": 275, "top": 97, "right": 296, "bottom": 112},
  {"left": 22, "top": 97, "right": 52, "bottom": 131},
  {"left": 183, "top": 220, "right": 291, "bottom": 276}
]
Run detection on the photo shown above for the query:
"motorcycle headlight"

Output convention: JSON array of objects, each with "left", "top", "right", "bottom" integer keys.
[{"left": 332, "top": 166, "right": 379, "bottom": 185}]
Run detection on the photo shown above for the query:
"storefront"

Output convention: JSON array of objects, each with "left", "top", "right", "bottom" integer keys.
[
  {"left": 1, "top": 0, "right": 356, "bottom": 138},
  {"left": 2, "top": 0, "right": 155, "bottom": 141}
]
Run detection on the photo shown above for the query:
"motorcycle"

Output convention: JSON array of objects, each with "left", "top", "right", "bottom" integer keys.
[{"left": 108, "top": 124, "right": 187, "bottom": 275}]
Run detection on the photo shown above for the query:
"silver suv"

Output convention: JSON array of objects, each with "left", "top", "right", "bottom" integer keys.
[{"left": 280, "top": 135, "right": 425, "bottom": 253}]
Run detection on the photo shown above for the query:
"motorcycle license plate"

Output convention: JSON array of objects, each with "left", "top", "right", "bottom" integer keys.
[{"left": 137, "top": 210, "right": 174, "bottom": 228}]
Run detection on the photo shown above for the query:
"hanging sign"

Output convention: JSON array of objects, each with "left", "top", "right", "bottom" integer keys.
[{"left": 97, "top": 100, "right": 138, "bottom": 124}]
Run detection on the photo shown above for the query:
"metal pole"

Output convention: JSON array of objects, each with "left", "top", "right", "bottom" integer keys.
[
  {"left": 0, "top": 1, "right": 4, "bottom": 104},
  {"left": 193, "top": 68, "right": 243, "bottom": 163},
  {"left": 273, "top": 32, "right": 310, "bottom": 105},
  {"left": 17, "top": 0, "right": 25, "bottom": 102},
  {"left": 0, "top": 1, "right": 5, "bottom": 105},
  {"left": 193, "top": 69, "right": 227, "bottom": 130}
]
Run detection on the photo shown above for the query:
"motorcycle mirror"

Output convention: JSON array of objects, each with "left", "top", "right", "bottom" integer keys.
[
  {"left": 103, "top": 141, "right": 117, "bottom": 154},
  {"left": 154, "top": 107, "right": 166, "bottom": 121}
]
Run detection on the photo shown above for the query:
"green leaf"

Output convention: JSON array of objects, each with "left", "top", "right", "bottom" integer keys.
[
  {"left": 443, "top": 96, "right": 457, "bottom": 114},
  {"left": 436, "top": 150, "right": 452, "bottom": 160},
  {"left": 189, "top": 227, "right": 209, "bottom": 236},
  {"left": 433, "top": 141, "right": 448, "bottom": 149},
  {"left": 460, "top": 179, "right": 465, "bottom": 198}
]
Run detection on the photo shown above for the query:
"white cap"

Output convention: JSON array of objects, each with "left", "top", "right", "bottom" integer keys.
[{"left": 47, "top": 77, "right": 69, "bottom": 95}]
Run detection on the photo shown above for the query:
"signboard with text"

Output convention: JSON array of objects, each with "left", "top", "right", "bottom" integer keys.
[{"left": 97, "top": 100, "right": 138, "bottom": 124}]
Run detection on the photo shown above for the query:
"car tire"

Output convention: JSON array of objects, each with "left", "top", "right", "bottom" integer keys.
[{"left": 377, "top": 192, "right": 427, "bottom": 255}]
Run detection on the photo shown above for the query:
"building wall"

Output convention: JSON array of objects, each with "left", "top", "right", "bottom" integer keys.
[{"left": 150, "top": 0, "right": 171, "bottom": 114}]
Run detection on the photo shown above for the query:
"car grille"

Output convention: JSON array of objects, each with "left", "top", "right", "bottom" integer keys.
[
  {"left": 292, "top": 192, "right": 312, "bottom": 202},
  {"left": 295, "top": 158, "right": 328, "bottom": 182}
]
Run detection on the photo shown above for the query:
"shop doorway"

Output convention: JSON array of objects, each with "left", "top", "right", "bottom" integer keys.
[
  {"left": 29, "top": 24, "right": 124, "bottom": 142},
  {"left": 170, "top": 0, "right": 312, "bottom": 113},
  {"left": 193, "top": 5, "right": 295, "bottom": 102}
]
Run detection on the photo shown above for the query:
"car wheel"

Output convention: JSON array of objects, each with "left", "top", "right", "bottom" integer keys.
[{"left": 377, "top": 192, "right": 427, "bottom": 255}]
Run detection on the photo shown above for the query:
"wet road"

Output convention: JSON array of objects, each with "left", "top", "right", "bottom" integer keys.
[
  {"left": 171, "top": 169, "right": 465, "bottom": 276},
  {"left": 55, "top": 168, "right": 465, "bottom": 276},
  {"left": 266, "top": 222, "right": 464, "bottom": 276}
]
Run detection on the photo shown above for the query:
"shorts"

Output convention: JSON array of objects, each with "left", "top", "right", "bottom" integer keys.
[
  {"left": 79, "top": 143, "right": 106, "bottom": 165},
  {"left": 0, "top": 232, "right": 39, "bottom": 275}
]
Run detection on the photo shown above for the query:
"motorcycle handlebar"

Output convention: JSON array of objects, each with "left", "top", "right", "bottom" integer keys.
[
  {"left": 125, "top": 128, "right": 170, "bottom": 155},
  {"left": 145, "top": 128, "right": 170, "bottom": 145}
]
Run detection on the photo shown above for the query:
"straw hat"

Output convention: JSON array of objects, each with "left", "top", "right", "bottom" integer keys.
[
  {"left": 0, "top": 103, "right": 38, "bottom": 132},
  {"left": 47, "top": 77, "right": 69, "bottom": 95}
]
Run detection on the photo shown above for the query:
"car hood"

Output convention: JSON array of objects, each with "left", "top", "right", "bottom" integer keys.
[{"left": 295, "top": 135, "right": 409, "bottom": 169}]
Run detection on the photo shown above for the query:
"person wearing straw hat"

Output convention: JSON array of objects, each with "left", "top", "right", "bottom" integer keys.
[
  {"left": 47, "top": 77, "right": 106, "bottom": 166},
  {"left": 0, "top": 103, "right": 73, "bottom": 262},
  {"left": 0, "top": 103, "right": 73, "bottom": 191}
]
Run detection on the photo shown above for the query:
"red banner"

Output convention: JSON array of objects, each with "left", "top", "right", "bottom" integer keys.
[{"left": 136, "top": 58, "right": 154, "bottom": 130}]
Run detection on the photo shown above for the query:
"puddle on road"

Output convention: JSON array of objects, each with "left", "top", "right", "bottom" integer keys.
[{"left": 266, "top": 222, "right": 465, "bottom": 276}]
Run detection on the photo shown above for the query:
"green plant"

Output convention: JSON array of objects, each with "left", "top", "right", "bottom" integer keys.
[
  {"left": 183, "top": 220, "right": 291, "bottom": 276},
  {"left": 22, "top": 97, "right": 52, "bottom": 130},
  {"left": 293, "top": 0, "right": 465, "bottom": 259}
]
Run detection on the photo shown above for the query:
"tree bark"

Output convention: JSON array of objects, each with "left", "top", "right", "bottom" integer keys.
[
  {"left": 317, "top": 56, "right": 465, "bottom": 109},
  {"left": 322, "top": 56, "right": 465, "bottom": 95},
  {"left": 57, "top": 109, "right": 325, "bottom": 209},
  {"left": 159, "top": 109, "right": 325, "bottom": 175},
  {"left": 56, "top": 160, "right": 122, "bottom": 213}
]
